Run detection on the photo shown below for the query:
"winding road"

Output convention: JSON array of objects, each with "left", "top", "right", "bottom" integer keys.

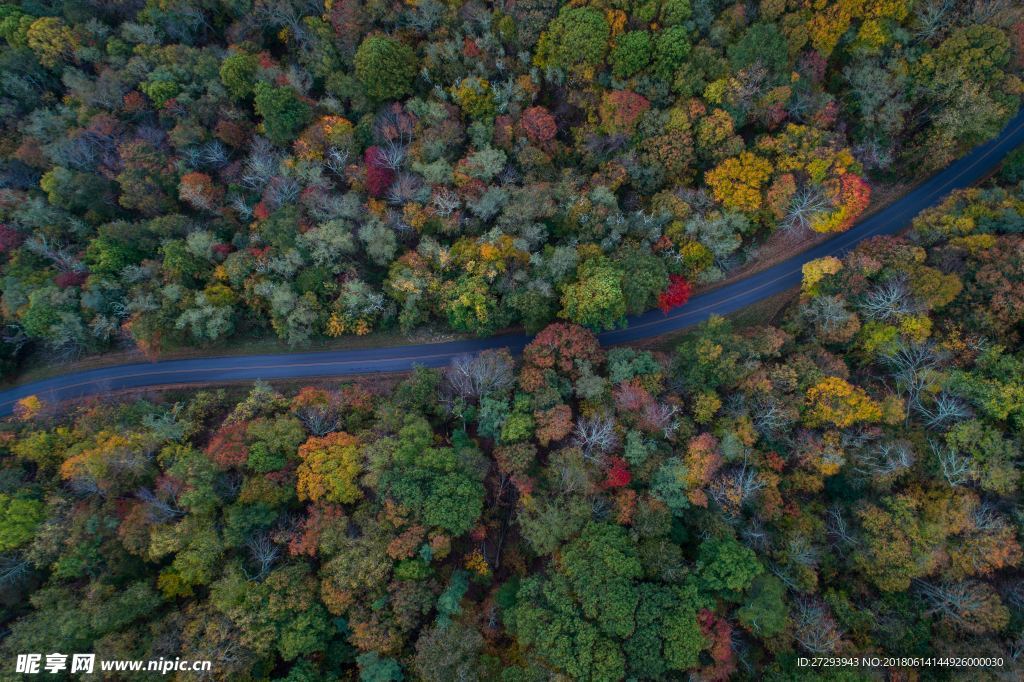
[{"left": 2, "top": 110, "right": 1024, "bottom": 416}]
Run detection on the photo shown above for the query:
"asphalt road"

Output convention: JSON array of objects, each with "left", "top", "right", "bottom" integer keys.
[{"left": 2, "top": 110, "right": 1024, "bottom": 416}]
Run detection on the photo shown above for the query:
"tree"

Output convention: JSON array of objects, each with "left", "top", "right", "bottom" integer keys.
[
  {"left": 556, "top": 522, "right": 642, "bottom": 637},
  {"left": 507, "top": 574, "right": 623, "bottom": 681},
  {"left": 534, "top": 7, "right": 610, "bottom": 72},
  {"left": 355, "top": 36, "right": 418, "bottom": 101},
  {"left": 220, "top": 52, "right": 258, "bottom": 99},
  {"left": 728, "top": 23, "right": 789, "bottom": 77},
  {"left": 413, "top": 620, "right": 482, "bottom": 682},
  {"left": 520, "top": 106, "right": 557, "bottom": 145},
  {"left": 625, "top": 584, "right": 706, "bottom": 677},
  {"left": 804, "top": 377, "right": 882, "bottom": 428},
  {"left": 653, "top": 26, "right": 691, "bottom": 80},
  {"left": 246, "top": 415, "right": 305, "bottom": 472},
  {"left": 211, "top": 564, "right": 332, "bottom": 661},
  {"left": 855, "top": 495, "right": 942, "bottom": 592},
  {"left": 0, "top": 494, "right": 44, "bottom": 552},
  {"left": 521, "top": 322, "right": 604, "bottom": 387},
  {"left": 737, "top": 575, "right": 788, "bottom": 638},
  {"left": 658, "top": 275, "right": 692, "bottom": 313},
  {"left": 296, "top": 432, "right": 362, "bottom": 504},
  {"left": 692, "top": 535, "right": 763, "bottom": 602},
  {"left": 706, "top": 152, "right": 773, "bottom": 214},
  {"left": 254, "top": 83, "right": 312, "bottom": 146},
  {"left": 383, "top": 418, "right": 485, "bottom": 535},
  {"left": 179, "top": 172, "right": 223, "bottom": 212},
  {"left": 610, "top": 31, "right": 652, "bottom": 79},
  {"left": 26, "top": 17, "right": 75, "bottom": 68},
  {"left": 559, "top": 257, "right": 626, "bottom": 331}
]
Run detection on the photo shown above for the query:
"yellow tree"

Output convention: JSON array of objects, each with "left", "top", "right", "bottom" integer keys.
[
  {"left": 705, "top": 152, "right": 773, "bottom": 213},
  {"left": 13, "top": 395, "right": 44, "bottom": 421},
  {"left": 804, "top": 377, "right": 882, "bottom": 428},
  {"left": 801, "top": 256, "right": 843, "bottom": 295},
  {"left": 296, "top": 432, "right": 363, "bottom": 504},
  {"left": 26, "top": 17, "right": 76, "bottom": 67}
]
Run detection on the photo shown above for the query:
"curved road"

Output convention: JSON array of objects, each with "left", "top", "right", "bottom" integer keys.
[{"left": 2, "top": 110, "right": 1024, "bottom": 416}]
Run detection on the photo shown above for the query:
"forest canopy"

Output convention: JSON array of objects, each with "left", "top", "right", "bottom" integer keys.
[
  {"left": 2, "top": 173, "right": 1024, "bottom": 679},
  {"left": 0, "top": 0, "right": 1020, "bottom": 379}
]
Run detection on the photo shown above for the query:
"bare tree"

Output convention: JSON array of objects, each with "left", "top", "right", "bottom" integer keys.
[
  {"left": 642, "top": 401, "right": 680, "bottom": 439},
  {"left": 445, "top": 350, "right": 515, "bottom": 402},
  {"left": 855, "top": 440, "right": 915, "bottom": 478},
  {"left": 749, "top": 394, "right": 797, "bottom": 440},
  {"left": 264, "top": 176, "right": 301, "bottom": 209},
  {"left": 804, "top": 295, "right": 855, "bottom": 334},
  {"left": 914, "top": 0, "right": 956, "bottom": 43},
  {"left": 794, "top": 598, "right": 842, "bottom": 654},
  {"left": 915, "top": 579, "right": 1004, "bottom": 634},
  {"left": 709, "top": 462, "right": 766, "bottom": 516},
  {"left": 932, "top": 440, "right": 972, "bottom": 487},
  {"left": 325, "top": 147, "right": 350, "bottom": 178},
  {"left": 858, "top": 277, "right": 919, "bottom": 321},
  {"left": 741, "top": 518, "right": 771, "bottom": 551},
  {"left": 1005, "top": 580, "right": 1024, "bottom": 610},
  {"left": 882, "top": 340, "right": 946, "bottom": 415},
  {"left": 572, "top": 415, "right": 619, "bottom": 461},
  {"left": 295, "top": 401, "right": 339, "bottom": 437},
  {"left": 970, "top": 500, "right": 1005, "bottom": 533},
  {"left": 136, "top": 486, "right": 185, "bottom": 522},
  {"left": 431, "top": 187, "right": 462, "bottom": 217},
  {"left": 371, "top": 141, "right": 407, "bottom": 171},
  {"left": 971, "top": 0, "right": 1021, "bottom": 27},
  {"left": 825, "top": 506, "right": 857, "bottom": 547},
  {"left": 24, "top": 235, "right": 85, "bottom": 273},
  {"left": 0, "top": 554, "right": 31, "bottom": 588},
  {"left": 386, "top": 172, "right": 425, "bottom": 206},
  {"left": 245, "top": 534, "right": 280, "bottom": 581},
  {"left": 788, "top": 535, "right": 820, "bottom": 569},
  {"left": 781, "top": 185, "right": 828, "bottom": 232},
  {"left": 253, "top": 0, "right": 324, "bottom": 50},
  {"left": 915, "top": 391, "right": 971, "bottom": 429},
  {"left": 241, "top": 137, "right": 279, "bottom": 191}
]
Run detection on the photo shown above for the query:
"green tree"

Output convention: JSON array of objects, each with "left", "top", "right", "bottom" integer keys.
[
  {"left": 354, "top": 36, "right": 418, "bottom": 101},
  {"left": 610, "top": 31, "right": 652, "bottom": 79},
  {"left": 727, "top": 23, "right": 789, "bottom": 77},
  {"left": 254, "top": 83, "right": 312, "bottom": 145},
  {"left": 693, "top": 535, "right": 763, "bottom": 601},
  {"left": 534, "top": 7, "right": 610, "bottom": 72},
  {"left": 557, "top": 522, "right": 642, "bottom": 637},
  {"left": 383, "top": 418, "right": 485, "bottom": 535},
  {"left": 0, "top": 493, "right": 44, "bottom": 551},
  {"left": 560, "top": 257, "right": 627, "bottom": 331},
  {"left": 737, "top": 575, "right": 788, "bottom": 638},
  {"left": 220, "top": 52, "right": 258, "bottom": 99}
]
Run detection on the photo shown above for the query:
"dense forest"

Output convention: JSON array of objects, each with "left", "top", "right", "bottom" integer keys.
[
  {"left": 0, "top": 0, "right": 1021, "bottom": 377},
  {"left": 1, "top": 171, "right": 1023, "bottom": 679}
]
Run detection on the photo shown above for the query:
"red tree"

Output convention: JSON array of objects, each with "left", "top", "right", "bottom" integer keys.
[
  {"left": 364, "top": 146, "right": 394, "bottom": 197},
  {"left": 0, "top": 225, "right": 24, "bottom": 255},
  {"left": 603, "top": 456, "right": 632, "bottom": 488},
  {"left": 698, "top": 609, "right": 737, "bottom": 681},
  {"left": 658, "top": 274, "right": 692, "bottom": 313},
  {"left": 524, "top": 321, "right": 602, "bottom": 385},
  {"left": 520, "top": 106, "right": 557, "bottom": 144},
  {"left": 205, "top": 422, "right": 249, "bottom": 469},
  {"left": 55, "top": 270, "right": 88, "bottom": 289}
]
